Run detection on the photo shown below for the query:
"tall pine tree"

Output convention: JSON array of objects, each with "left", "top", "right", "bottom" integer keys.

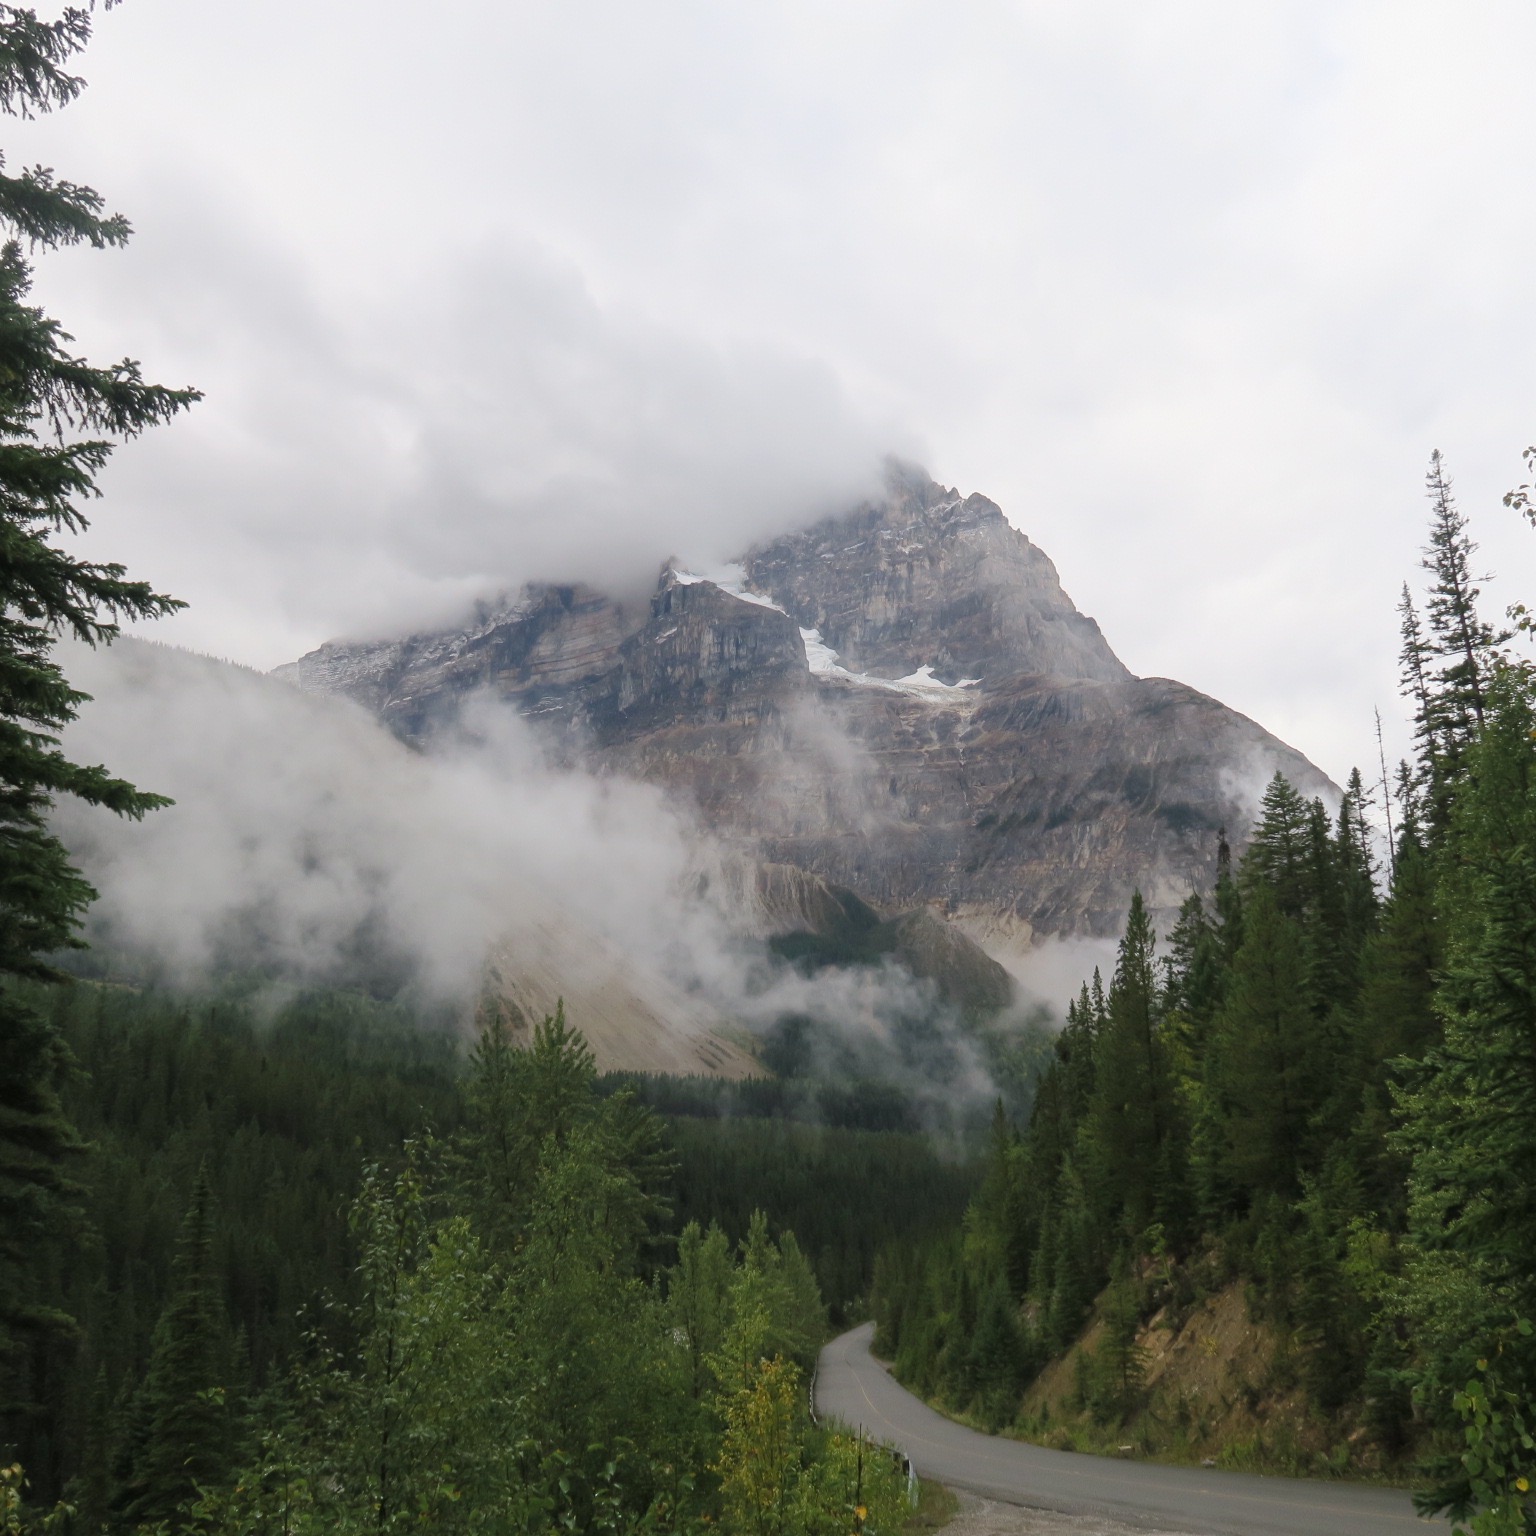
[
  {"left": 1420, "top": 451, "right": 1505, "bottom": 742},
  {"left": 1403, "top": 452, "right": 1510, "bottom": 829},
  {"left": 0, "top": 0, "right": 197, "bottom": 1464},
  {"left": 1394, "top": 675, "right": 1536, "bottom": 1520},
  {"left": 1084, "top": 893, "right": 1183, "bottom": 1244},
  {"left": 1203, "top": 883, "right": 1326, "bottom": 1209},
  {"left": 119, "top": 1170, "right": 234, "bottom": 1530}
]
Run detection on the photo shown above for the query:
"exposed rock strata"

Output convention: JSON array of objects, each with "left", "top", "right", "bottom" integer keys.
[
  {"left": 743, "top": 465, "right": 1128, "bottom": 687},
  {"left": 278, "top": 468, "right": 1334, "bottom": 955}
]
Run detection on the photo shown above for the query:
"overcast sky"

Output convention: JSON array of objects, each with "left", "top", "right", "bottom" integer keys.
[{"left": 14, "top": 0, "right": 1536, "bottom": 785}]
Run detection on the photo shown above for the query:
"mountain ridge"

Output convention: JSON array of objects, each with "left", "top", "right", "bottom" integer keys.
[{"left": 277, "top": 467, "right": 1334, "bottom": 956}]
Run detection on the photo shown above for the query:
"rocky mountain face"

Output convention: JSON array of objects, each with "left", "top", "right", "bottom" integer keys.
[
  {"left": 741, "top": 470, "right": 1129, "bottom": 688},
  {"left": 279, "top": 466, "right": 1333, "bottom": 974}
]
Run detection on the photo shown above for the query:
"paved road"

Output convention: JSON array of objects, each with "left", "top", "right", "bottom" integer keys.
[{"left": 815, "top": 1324, "right": 1448, "bottom": 1536}]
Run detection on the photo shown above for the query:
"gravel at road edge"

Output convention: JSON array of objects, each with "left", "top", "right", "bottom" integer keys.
[{"left": 944, "top": 1491, "right": 1202, "bottom": 1536}]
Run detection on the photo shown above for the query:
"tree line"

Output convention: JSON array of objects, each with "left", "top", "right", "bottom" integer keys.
[
  {"left": 872, "top": 451, "right": 1536, "bottom": 1533},
  {"left": 81, "top": 1004, "right": 909, "bottom": 1535},
  {"left": 0, "top": 980, "right": 970, "bottom": 1526},
  {"left": 0, "top": 16, "right": 966, "bottom": 1522}
]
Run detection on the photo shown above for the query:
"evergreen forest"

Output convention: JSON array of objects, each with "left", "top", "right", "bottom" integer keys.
[
  {"left": 2, "top": 984, "right": 969, "bottom": 1531},
  {"left": 0, "top": 21, "right": 961, "bottom": 1527},
  {"left": 3, "top": 7, "right": 1536, "bottom": 1536},
  {"left": 872, "top": 451, "right": 1536, "bottom": 1534}
]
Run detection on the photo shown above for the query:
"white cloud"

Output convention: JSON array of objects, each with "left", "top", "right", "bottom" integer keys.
[
  {"left": 53, "top": 638, "right": 707, "bottom": 996},
  {"left": 54, "top": 641, "right": 1013, "bottom": 1071},
  {"left": 8, "top": 0, "right": 1536, "bottom": 785}
]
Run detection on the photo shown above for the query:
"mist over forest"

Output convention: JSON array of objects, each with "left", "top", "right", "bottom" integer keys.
[{"left": 5, "top": 6, "right": 1536, "bottom": 1536}]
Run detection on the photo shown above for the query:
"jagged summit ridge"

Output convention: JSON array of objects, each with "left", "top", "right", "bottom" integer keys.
[
  {"left": 742, "top": 465, "right": 1130, "bottom": 689},
  {"left": 277, "top": 468, "right": 1333, "bottom": 947}
]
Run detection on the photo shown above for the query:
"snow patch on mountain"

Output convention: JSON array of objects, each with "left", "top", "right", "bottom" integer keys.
[
  {"left": 801, "top": 627, "right": 979, "bottom": 698},
  {"left": 670, "top": 563, "right": 788, "bottom": 614}
]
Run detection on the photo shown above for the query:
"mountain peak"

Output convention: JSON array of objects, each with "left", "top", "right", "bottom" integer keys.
[
  {"left": 278, "top": 473, "right": 1332, "bottom": 949},
  {"left": 742, "top": 468, "right": 1130, "bottom": 688}
]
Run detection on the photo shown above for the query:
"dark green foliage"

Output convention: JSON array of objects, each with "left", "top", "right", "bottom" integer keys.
[
  {"left": 0, "top": 0, "right": 192, "bottom": 982},
  {"left": 2, "top": 979, "right": 968, "bottom": 1514},
  {"left": 1291, "top": 1159, "right": 1373, "bottom": 1412},
  {"left": 187, "top": 1018, "right": 856, "bottom": 1536},
  {"left": 1091, "top": 1263, "right": 1147, "bottom": 1425},
  {"left": 870, "top": 456, "right": 1536, "bottom": 1535},
  {"left": 1392, "top": 679, "right": 1536, "bottom": 1520},
  {"left": 872, "top": 782, "right": 1409, "bottom": 1431},
  {"left": 668, "top": 1220, "right": 735, "bottom": 1398},
  {"left": 1161, "top": 891, "right": 1226, "bottom": 1057},
  {"left": 454, "top": 1002, "right": 673, "bottom": 1266},
  {"left": 118, "top": 1170, "right": 234, "bottom": 1531},
  {"left": 967, "top": 1275, "right": 1028, "bottom": 1429},
  {"left": 666, "top": 1114, "right": 974, "bottom": 1320},
  {"left": 1243, "top": 774, "right": 1315, "bottom": 921},
  {"left": 4, "top": 983, "right": 466, "bottom": 1499},
  {"left": 1418, "top": 455, "right": 1504, "bottom": 741},
  {"left": 1401, "top": 453, "right": 1512, "bottom": 834},
  {"left": 1202, "top": 883, "right": 1327, "bottom": 1207},
  {"left": 600, "top": 1067, "right": 944, "bottom": 1135},
  {"left": 1083, "top": 892, "right": 1184, "bottom": 1241},
  {"left": 0, "top": 0, "right": 196, "bottom": 1465},
  {"left": 1355, "top": 822, "right": 1438, "bottom": 1068},
  {"left": 0, "top": 987, "right": 85, "bottom": 1371}
]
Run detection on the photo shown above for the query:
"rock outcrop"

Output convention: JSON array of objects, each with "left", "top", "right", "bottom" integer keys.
[
  {"left": 743, "top": 464, "right": 1129, "bottom": 687},
  {"left": 279, "top": 466, "right": 1334, "bottom": 959},
  {"left": 738, "top": 860, "right": 1016, "bottom": 1018},
  {"left": 478, "top": 915, "right": 760, "bottom": 1078}
]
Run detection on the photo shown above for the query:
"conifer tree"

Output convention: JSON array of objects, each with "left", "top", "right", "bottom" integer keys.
[
  {"left": 455, "top": 1004, "right": 671, "bottom": 1266},
  {"left": 967, "top": 1275, "right": 1025, "bottom": 1428},
  {"left": 1353, "top": 818, "right": 1439, "bottom": 1074},
  {"left": 456, "top": 1001, "right": 522, "bottom": 1248},
  {"left": 0, "top": 0, "right": 196, "bottom": 1428},
  {"left": 1399, "top": 583, "right": 1443, "bottom": 788},
  {"left": 1089, "top": 967, "right": 1108, "bottom": 1032},
  {"left": 1292, "top": 1158, "right": 1371, "bottom": 1411},
  {"left": 1243, "top": 775, "right": 1314, "bottom": 921},
  {"left": 120, "top": 1170, "right": 233, "bottom": 1530},
  {"left": 1095, "top": 1259, "right": 1147, "bottom": 1422},
  {"left": 1345, "top": 814, "right": 1440, "bottom": 1221},
  {"left": 1420, "top": 451, "right": 1506, "bottom": 742},
  {"left": 1399, "top": 453, "right": 1511, "bottom": 832},
  {"left": 1394, "top": 677, "right": 1536, "bottom": 1518},
  {"left": 1203, "top": 884, "right": 1325, "bottom": 1207},
  {"left": 1161, "top": 891, "right": 1224, "bottom": 1053},
  {"left": 1335, "top": 768, "right": 1381, "bottom": 971},
  {"left": 668, "top": 1221, "right": 734, "bottom": 1399},
  {"left": 1300, "top": 793, "right": 1350, "bottom": 1012},
  {"left": 1042, "top": 1164, "right": 1098, "bottom": 1352},
  {"left": 1058, "top": 981, "right": 1101, "bottom": 1118},
  {"left": 1085, "top": 894, "right": 1181, "bottom": 1241}
]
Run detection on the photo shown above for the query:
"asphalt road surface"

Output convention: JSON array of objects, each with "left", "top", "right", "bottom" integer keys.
[{"left": 815, "top": 1324, "right": 1449, "bottom": 1536}]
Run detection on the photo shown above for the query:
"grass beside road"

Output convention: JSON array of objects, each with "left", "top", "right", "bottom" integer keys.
[{"left": 905, "top": 1479, "right": 960, "bottom": 1531}]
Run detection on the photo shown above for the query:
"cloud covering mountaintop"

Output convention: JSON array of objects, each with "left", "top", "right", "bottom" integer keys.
[{"left": 13, "top": 0, "right": 1536, "bottom": 783}]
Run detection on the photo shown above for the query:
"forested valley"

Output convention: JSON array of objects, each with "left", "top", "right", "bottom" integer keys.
[
  {"left": 4, "top": 7, "right": 1536, "bottom": 1536},
  {"left": 0, "top": 12, "right": 969, "bottom": 1529},
  {"left": 3, "top": 986, "right": 970, "bottom": 1531},
  {"left": 872, "top": 453, "right": 1536, "bottom": 1533}
]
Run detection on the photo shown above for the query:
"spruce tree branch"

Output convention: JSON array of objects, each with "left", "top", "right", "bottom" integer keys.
[
  {"left": 0, "top": 6, "right": 92, "bottom": 118},
  {"left": 0, "top": 161, "right": 130, "bottom": 249}
]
